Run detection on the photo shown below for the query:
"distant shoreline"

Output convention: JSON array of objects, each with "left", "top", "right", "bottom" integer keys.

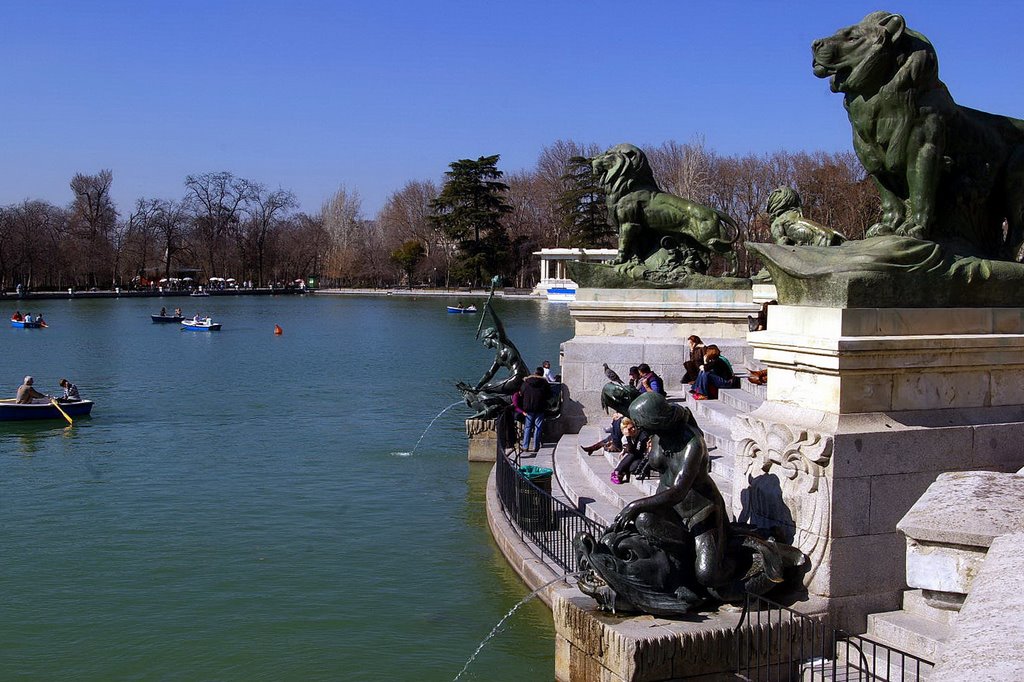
[
  {"left": 317, "top": 287, "right": 541, "bottom": 299},
  {"left": 1, "top": 286, "right": 542, "bottom": 302}
]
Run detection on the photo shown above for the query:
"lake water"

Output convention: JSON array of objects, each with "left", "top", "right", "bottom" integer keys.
[{"left": 0, "top": 294, "right": 573, "bottom": 680}]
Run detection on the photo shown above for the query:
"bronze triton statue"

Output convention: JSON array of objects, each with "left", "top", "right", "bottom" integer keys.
[
  {"left": 575, "top": 391, "right": 804, "bottom": 616},
  {"left": 455, "top": 277, "right": 535, "bottom": 421}
]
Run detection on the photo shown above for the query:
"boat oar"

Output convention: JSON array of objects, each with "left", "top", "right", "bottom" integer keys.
[{"left": 50, "top": 398, "right": 73, "bottom": 426}]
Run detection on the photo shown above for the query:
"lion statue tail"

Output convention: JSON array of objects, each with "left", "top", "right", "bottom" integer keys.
[{"left": 709, "top": 209, "right": 742, "bottom": 252}]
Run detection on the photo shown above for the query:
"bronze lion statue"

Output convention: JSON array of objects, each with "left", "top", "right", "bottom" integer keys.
[
  {"left": 813, "top": 11, "right": 1024, "bottom": 261},
  {"left": 592, "top": 143, "right": 740, "bottom": 275},
  {"left": 767, "top": 187, "right": 846, "bottom": 247}
]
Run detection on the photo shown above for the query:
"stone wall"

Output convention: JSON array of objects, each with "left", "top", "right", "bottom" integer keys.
[{"left": 733, "top": 305, "right": 1024, "bottom": 632}]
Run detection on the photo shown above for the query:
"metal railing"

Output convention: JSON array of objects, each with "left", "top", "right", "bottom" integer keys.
[
  {"left": 735, "top": 593, "right": 934, "bottom": 681},
  {"left": 493, "top": 407, "right": 604, "bottom": 573}
]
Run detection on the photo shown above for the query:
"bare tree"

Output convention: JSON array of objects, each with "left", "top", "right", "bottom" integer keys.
[
  {"left": 242, "top": 184, "right": 298, "bottom": 286},
  {"left": 534, "top": 140, "right": 602, "bottom": 246},
  {"left": 69, "top": 169, "right": 118, "bottom": 287},
  {"left": 275, "top": 212, "right": 330, "bottom": 285},
  {"left": 149, "top": 199, "right": 190, "bottom": 282},
  {"left": 320, "top": 185, "right": 364, "bottom": 284},
  {"left": 645, "top": 138, "right": 716, "bottom": 204},
  {"left": 184, "top": 172, "right": 256, "bottom": 278},
  {"left": 7, "top": 200, "right": 67, "bottom": 290}
]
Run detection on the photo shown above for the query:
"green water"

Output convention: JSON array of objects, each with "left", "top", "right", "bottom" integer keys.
[{"left": 0, "top": 295, "right": 573, "bottom": 680}]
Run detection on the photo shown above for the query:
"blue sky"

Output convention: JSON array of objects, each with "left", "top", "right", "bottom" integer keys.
[{"left": 2, "top": 1, "right": 1023, "bottom": 216}]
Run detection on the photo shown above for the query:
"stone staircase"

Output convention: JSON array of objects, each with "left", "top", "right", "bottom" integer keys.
[
  {"left": 798, "top": 590, "right": 947, "bottom": 680},
  {"left": 552, "top": 359, "right": 768, "bottom": 526}
]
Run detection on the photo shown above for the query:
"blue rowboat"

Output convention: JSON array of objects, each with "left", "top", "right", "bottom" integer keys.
[
  {"left": 11, "top": 319, "right": 46, "bottom": 328},
  {"left": 182, "top": 318, "right": 221, "bottom": 331},
  {"left": 446, "top": 305, "right": 477, "bottom": 314},
  {"left": 151, "top": 314, "right": 185, "bottom": 323},
  {"left": 0, "top": 399, "right": 94, "bottom": 421}
]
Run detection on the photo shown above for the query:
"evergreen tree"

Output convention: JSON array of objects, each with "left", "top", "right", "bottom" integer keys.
[
  {"left": 429, "top": 155, "right": 512, "bottom": 287},
  {"left": 559, "top": 156, "right": 612, "bottom": 248},
  {"left": 390, "top": 239, "right": 425, "bottom": 287}
]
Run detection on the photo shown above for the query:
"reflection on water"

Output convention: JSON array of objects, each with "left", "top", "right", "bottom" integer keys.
[{"left": 0, "top": 419, "right": 86, "bottom": 454}]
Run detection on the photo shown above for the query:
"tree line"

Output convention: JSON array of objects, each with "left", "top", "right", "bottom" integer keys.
[{"left": 0, "top": 139, "right": 878, "bottom": 292}]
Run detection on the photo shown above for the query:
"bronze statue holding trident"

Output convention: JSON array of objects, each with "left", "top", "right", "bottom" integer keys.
[{"left": 456, "top": 277, "right": 530, "bottom": 420}]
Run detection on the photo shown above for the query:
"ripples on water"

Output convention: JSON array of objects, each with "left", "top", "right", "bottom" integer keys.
[{"left": 0, "top": 295, "right": 571, "bottom": 680}]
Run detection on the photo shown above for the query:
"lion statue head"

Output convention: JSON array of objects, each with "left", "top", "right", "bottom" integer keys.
[
  {"left": 766, "top": 186, "right": 801, "bottom": 220},
  {"left": 591, "top": 143, "right": 658, "bottom": 201},
  {"left": 811, "top": 11, "right": 938, "bottom": 96}
]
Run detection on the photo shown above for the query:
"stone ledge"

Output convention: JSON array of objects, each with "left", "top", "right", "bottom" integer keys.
[
  {"left": 484, "top": 465, "right": 566, "bottom": 608},
  {"left": 575, "top": 288, "right": 754, "bottom": 304},
  {"left": 930, "top": 532, "right": 1024, "bottom": 681},
  {"left": 768, "top": 306, "right": 1024, "bottom": 337},
  {"left": 897, "top": 471, "right": 1024, "bottom": 547},
  {"left": 553, "top": 589, "right": 827, "bottom": 681}
]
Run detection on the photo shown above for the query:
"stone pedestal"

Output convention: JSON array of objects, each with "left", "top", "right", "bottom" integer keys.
[
  {"left": 752, "top": 283, "right": 778, "bottom": 304},
  {"left": 466, "top": 418, "right": 498, "bottom": 462},
  {"left": 897, "top": 470, "right": 1024, "bottom": 604},
  {"left": 733, "top": 306, "right": 1024, "bottom": 632},
  {"left": 560, "top": 288, "right": 759, "bottom": 430},
  {"left": 553, "top": 589, "right": 825, "bottom": 682}
]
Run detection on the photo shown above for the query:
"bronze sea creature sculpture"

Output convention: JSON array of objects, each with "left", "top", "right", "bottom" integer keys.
[{"left": 575, "top": 393, "right": 804, "bottom": 616}]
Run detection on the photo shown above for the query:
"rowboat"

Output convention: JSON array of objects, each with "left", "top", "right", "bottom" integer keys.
[
  {"left": 0, "top": 398, "right": 94, "bottom": 421},
  {"left": 190, "top": 290, "right": 210, "bottom": 297},
  {"left": 11, "top": 319, "right": 46, "bottom": 328},
  {"left": 151, "top": 314, "right": 185, "bottom": 323},
  {"left": 182, "top": 318, "right": 221, "bottom": 331},
  {"left": 446, "top": 305, "right": 478, "bottom": 314}
]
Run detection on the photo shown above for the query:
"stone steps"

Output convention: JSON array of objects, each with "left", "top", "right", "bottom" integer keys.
[
  {"left": 721, "top": 385, "right": 764, "bottom": 413},
  {"left": 553, "top": 424, "right": 733, "bottom": 527},
  {"left": 864, "top": 609, "right": 950, "bottom": 665},
  {"left": 796, "top": 597, "right": 944, "bottom": 680},
  {"left": 552, "top": 426, "right": 619, "bottom": 526},
  {"left": 900, "top": 589, "right": 959, "bottom": 628}
]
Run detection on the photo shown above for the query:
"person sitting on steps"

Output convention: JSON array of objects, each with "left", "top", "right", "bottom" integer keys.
[
  {"left": 637, "top": 363, "right": 665, "bottom": 396},
  {"left": 690, "top": 345, "right": 734, "bottom": 400},
  {"left": 610, "top": 418, "right": 651, "bottom": 485},
  {"left": 681, "top": 335, "right": 706, "bottom": 384},
  {"left": 581, "top": 412, "right": 625, "bottom": 455}
]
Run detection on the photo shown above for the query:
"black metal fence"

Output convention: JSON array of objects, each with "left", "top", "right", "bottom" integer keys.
[
  {"left": 493, "top": 407, "right": 604, "bottom": 573},
  {"left": 735, "top": 593, "right": 933, "bottom": 681}
]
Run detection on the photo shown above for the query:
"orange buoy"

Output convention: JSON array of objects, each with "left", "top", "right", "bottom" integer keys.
[{"left": 274, "top": 324, "right": 283, "bottom": 335}]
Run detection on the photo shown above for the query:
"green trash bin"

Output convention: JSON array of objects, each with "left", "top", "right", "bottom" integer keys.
[{"left": 517, "top": 465, "right": 554, "bottom": 531}]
